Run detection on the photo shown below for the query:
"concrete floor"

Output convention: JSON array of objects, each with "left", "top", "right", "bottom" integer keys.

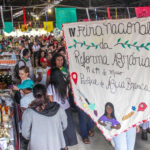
[
  {"left": 69, "top": 113, "right": 150, "bottom": 150},
  {"left": 20, "top": 111, "right": 150, "bottom": 150}
]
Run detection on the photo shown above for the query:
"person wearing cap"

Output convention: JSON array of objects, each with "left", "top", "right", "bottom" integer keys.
[
  {"left": 19, "top": 80, "right": 35, "bottom": 112},
  {"left": 35, "top": 57, "right": 50, "bottom": 85}
]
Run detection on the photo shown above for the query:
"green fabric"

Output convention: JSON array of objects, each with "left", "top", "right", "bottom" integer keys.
[
  {"left": 55, "top": 8, "right": 77, "bottom": 29},
  {"left": 4, "top": 22, "right": 13, "bottom": 33}
]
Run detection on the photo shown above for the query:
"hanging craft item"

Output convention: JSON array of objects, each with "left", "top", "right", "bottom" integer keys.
[
  {"left": 86, "top": 8, "right": 90, "bottom": 21},
  {"left": 18, "top": 22, "right": 20, "bottom": 30},
  {"left": 11, "top": 6, "right": 13, "bottom": 29},
  {"left": 107, "top": 7, "right": 111, "bottom": 19},
  {"left": 43, "top": 21, "right": 53, "bottom": 32},
  {"left": 127, "top": 7, "right": 131, "bottom": 18},
  {"left": 45, "top": 8, "right": 48, "bottom": 30},
  {"left": 95, "top": 8, "right": 98, "bottom": 21},
  {"left": 0, "top": 6, "right": 5, "bottom": 29},
  {"left": 55, "top": 8, "right": 77, "bottom": 29},
  {"left": 22, "top": 6, "right": 27, "bottom": 30},
  {"left": 115, "top": 8, "right": 118, "bottom": 19}
]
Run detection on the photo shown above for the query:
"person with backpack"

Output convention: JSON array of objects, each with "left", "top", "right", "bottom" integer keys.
[{"left": 16, "top": 48, "right": 34, "bottom": 80}]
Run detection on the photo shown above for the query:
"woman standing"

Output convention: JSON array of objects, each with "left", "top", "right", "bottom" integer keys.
[
  {"left": 47, "top": 68, "right": 78, "bottom": 149},
  {"left": 22, "top": 84, "right": 67, "bottom": 150}
]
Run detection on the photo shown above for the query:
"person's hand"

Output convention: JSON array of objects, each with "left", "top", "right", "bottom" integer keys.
[
  {"left": 98, "top": 120, "right": 106, "bottom": 126},
  {"left": 13, "top": 85, "right": 19, "bottom": 91}
]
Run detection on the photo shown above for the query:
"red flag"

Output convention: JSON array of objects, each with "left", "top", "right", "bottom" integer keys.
[
  {"left": 135, "top": 7, "right": 150, "bottom": 18},
  {"left": 107, "top": 7, "right": 111, "bottom": 19},
  {"left": 22, "top": 6, "right": 27, "bottom": 30}
]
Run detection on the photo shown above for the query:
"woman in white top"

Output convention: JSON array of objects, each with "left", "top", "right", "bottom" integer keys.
[
  {"left": 47, "top": 68, "right": 77, "bottom": 149},
  {"left": 32, "top": 41, "right": 41, "bottom": 67}
]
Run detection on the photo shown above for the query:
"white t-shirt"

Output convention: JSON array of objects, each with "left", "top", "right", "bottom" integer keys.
[
  {"left": 32, "top": 45, "right": 40, "bottom": 52},
  {"left": 36, "top": 67, "right": 50, "bottom": 85},
  {"left": 47, "top": 84, "right": 70, "bottom": 110},
  {"left": 20, "top": 92, "right": 35, "bottom": 108}
]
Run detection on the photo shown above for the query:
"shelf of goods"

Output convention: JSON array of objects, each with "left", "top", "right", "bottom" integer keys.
[
  {"left": 0, "top": 90, "right": 20, "bottom": 150},
  {"left": 0, "top": 52, "right": 20, "bottom": 150}
]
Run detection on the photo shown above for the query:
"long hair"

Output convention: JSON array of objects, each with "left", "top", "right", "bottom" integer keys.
[
  {"left": 50, "top": 68, "right": 68, "bottom": 102},
  {"left": 29, "top": 84, "right": 49, "bottom": 111},
  {"left": 50, "top": 53, "right": 66, "bottom": 69},
  {"left": 104, "top": 102, "right": 116, "bottom": 119}
]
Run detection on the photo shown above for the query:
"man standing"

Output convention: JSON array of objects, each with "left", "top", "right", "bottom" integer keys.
[{"left": 18, "top": 49, "right": 34, "bottom": 80}]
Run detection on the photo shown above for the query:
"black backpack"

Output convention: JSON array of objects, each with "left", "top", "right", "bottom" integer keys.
[{"left": 14, "top": 59, "right": 26, "bottom": 80}]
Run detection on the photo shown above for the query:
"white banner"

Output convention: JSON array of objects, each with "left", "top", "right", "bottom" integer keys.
[{"left": 63, "top": 17, "right": 150, "bottom": 139}]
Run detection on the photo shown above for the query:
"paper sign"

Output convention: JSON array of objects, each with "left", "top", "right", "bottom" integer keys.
[{"left": 63, "top": 17, "right": 150, "bottom": 139}]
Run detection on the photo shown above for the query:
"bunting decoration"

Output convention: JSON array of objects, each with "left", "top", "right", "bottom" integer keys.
[
  {"left": 11, "top": 6, "right": 14, "bottom": 29},
  {"left": 86, "top": 8, "right": 90, "bottom": 21},
  {"left": 22, "top": 6, "right": 27, "bottom": 30},
  {"left": 115, "top": 8, "right": 118, "bottom": 19},
  {"left": 107, "top": 7, "right": 111, "bottom": 19},
  {"left": 0, "top": 6, "right": 5, "bottom": 29}
]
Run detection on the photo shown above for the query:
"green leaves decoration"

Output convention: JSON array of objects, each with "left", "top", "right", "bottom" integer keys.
[
  {"left": 87, "top": 46, "right": 90, "bottom": 50},
  {"left": 127, "top": 44, "right": 131, "bottom": 48},
  {"left": 146, "top": 43, "right": 150, "bottom": 46},
  {"left": 140, "top": 43, "right": 144, "bottom": 47},
  {"left": 81, "top": 43, "right": 84, "bottom": 47},
  {"left": 74, "top": 39, "right": 77, "bottom": 43},
  {"left": 68, "top": 39, "right": 99, "bottom": 50},
  {"left": 68, "top": 46, "right": 73, "bottom": 49},
  {"left": 91, "top": 43, "right": 95, "bottom": 46},
  {"left": 136, "top": 47, "right": 140, "bottom": 51},
  {"left": 117, "top": 38, "right": 121, "bottom": 43},
  {"left": 121, "top": 43, "right": 125, "bottom": 48},
  {"left": 125, "top": 40, "right": 129, "bottom": 44},
  {"left": 133, "top": 42, "right": 137, "bottom": 46},
  {"left": 116, "top": 38, "right": 150, "bottom": 52}
]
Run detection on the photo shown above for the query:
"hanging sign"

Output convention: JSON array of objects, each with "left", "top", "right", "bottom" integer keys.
[{"left": 63, "top": 17, "right": 150, "bottom": 139}]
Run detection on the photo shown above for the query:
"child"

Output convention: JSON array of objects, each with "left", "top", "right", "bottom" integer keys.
[{"left": 98, "top": 102, "right": 121, "bottom": 130}]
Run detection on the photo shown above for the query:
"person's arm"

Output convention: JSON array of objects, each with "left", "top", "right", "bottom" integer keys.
[
  {"left": 111, "top": 124, "right": 121, "bottom": 130},
  {"left": 22, "top": 109, "right": 32, "bottom": 140},
  {"left": 46, "top": 75, "right": 50, "bottom": 87},
  {"left": 98, "top": 120, "right": 106, "bottom": 126},
  {"left": 21, "top": 107, "right": 26, "bottom": 113},
  {"left": 47, "top": 84, "right": 54, "bottom": 102},
  {"left": 136, "top": 125, "right": 140, "bottom": 133},
  {"left": 59, "top": 108, "right": 67, "bottom": 131}
]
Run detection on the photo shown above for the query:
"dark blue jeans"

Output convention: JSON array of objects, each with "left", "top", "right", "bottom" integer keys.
[{"left": 77, "top": 107, "right": 94, "bottom": 139}]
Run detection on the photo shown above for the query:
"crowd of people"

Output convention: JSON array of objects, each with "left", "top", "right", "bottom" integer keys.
[{"left": 0, "top": 34, "right": 150, "bottom": 150}]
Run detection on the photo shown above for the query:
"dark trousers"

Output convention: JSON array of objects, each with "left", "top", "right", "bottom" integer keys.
[{"left": 77, "top": 108, "right": 94, "bottom": 139}]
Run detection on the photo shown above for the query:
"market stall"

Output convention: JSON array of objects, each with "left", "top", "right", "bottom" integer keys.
[{"left": 0, "top": 52, "right": 20, "bottom": 150}]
